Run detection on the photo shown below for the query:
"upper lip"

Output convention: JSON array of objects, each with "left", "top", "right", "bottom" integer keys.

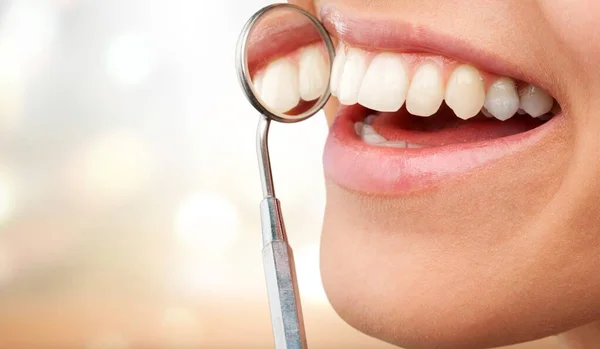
[{"left": 319, "top": 4, "right": 555, "bottom": 98}]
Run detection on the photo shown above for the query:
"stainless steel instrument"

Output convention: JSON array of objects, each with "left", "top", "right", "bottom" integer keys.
[{"left": 235, "top": 4, "right": 335, "bottom": 348}]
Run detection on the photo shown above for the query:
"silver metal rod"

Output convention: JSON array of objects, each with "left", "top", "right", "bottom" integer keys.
[
  {"left": 260, "top": 197, "right": 308, "bottom": 349},
  {"left": 257, "top": 115, "right": 276, "bottom": 198}
]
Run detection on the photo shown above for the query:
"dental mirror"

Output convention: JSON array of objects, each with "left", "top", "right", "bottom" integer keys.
[
  {"left": 237, "top": 3, "right": 335, "bottom": 122},
  {"left": 235, "top": 4, "right": 335, "bottom": 349}
]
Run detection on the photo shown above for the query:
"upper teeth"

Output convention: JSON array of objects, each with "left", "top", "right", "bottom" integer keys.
[
  {"left": 358, "top": 52, "right": 409, "bottom": 112},
  {"left": 445, "top": 64, "right": 486, "bottom": 120},
  {"left": 519, "top": 84, "right": 555, "bottom": 118},
  {"left": 406, "top": 62, "right": 445, "bottom": 117},
  {"left": 330, "top": 43, "right": 556, "bottom": 121},
  {"left": 484, "top": 77, "right": 521, "bottom": 121},
  {"left": 337, "top": 47, "right": 369, "bottom": 106}
]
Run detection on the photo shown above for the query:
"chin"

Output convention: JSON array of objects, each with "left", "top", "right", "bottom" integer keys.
[{"left": 320, "top": 180, "right": 600, "bottom": 349}]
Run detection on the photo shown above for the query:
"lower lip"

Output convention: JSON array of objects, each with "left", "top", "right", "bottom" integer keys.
[{"left": 323, "top": 105, "right": 561, "bottom": 195}]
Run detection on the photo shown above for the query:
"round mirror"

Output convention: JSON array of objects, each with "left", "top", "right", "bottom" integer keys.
[{"left": 236, "top": 4, "right": 335, "bottom": 123}]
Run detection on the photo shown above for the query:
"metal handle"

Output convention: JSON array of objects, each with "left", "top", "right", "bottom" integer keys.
[{"left": 260, "top": 197, "right": 308, "bottom": 349}]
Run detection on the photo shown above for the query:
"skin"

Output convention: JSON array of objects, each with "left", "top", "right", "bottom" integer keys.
[{"left": 287, "top": 0, "right": 600, "bottom": 348}]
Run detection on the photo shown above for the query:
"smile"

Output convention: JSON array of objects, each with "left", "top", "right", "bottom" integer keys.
[{"left": 321, "top": 6, "right": 566, "bottom": 195}]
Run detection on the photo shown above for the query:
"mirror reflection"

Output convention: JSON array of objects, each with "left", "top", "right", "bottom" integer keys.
[{"left": 246, "top": 8, "right": 331, "bottom": 116}]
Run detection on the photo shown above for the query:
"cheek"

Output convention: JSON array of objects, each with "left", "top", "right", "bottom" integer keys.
[
  {"left": 539, "top": 1, "right": 600, "bottom": 82},
  {"left": 539, "top": 1, "right": 600, "bottom": 49}
]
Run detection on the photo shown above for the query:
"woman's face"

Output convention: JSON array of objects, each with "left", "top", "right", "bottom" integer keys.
[{"left": 286, "top": 1, "right": 600, "bottom": 348}]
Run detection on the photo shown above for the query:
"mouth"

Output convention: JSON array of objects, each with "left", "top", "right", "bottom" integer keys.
[{"left": 321, "top": 7, "right": 565, "bottom": 195}]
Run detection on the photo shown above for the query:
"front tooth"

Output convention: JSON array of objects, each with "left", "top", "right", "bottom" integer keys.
[
  {"left": 484, "top": 78, "right": 520, "bottom": 121},
  {"left": 519, "top": 85, "right": 553, "bottom": 117},
  {"left": 337, "top": 47, "right": 368, "bottom": 105},
  {"left": 406, "top": 62, "right": 444, "bottom": 117},
  {"left": 358, "top": 53, "right": 409, "bottom": 112},
  {"left": 330, "top": 44, "right": 346, "bottom": 97},
  {"left": 445, "top": 64, "right": 485, "bottom": 120},
  {"left": 298, "top": 45, "right": 329, "bottom": 101},
  {"left": 260, "top": 58, "right": 300, "bottom": 113}
]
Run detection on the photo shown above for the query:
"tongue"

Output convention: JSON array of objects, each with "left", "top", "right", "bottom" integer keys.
[{"left": 370, "top": 104, "right": 545, "bottom": 146}]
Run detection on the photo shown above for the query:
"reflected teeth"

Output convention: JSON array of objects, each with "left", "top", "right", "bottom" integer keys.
[
  {"left": 252, "top": 43, "right": 329, "bottom": 113},
  {"left": 253, "top": 72, "right": 264, "bottom": 96},
  {"left": 259, "top": 58, "right": 300, "bottom": 114},
  {"left": 354, "top": 117, "right": 426, "bottom": 148},
  {"left": 331, "top": 44, "right": 559, "bottom": 121}
]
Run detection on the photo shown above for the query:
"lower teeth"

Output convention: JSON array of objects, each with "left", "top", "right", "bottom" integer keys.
[
  {"left": 354, "top": 107, "right": 555, "bottom": 148},
  {"left": 355, "top": 117, "right": 426, "bottom": 149}
]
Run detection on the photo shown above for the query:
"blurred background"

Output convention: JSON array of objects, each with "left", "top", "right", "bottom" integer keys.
[{"left": 0, "top": 0, "right": 560, "bottom": 348}]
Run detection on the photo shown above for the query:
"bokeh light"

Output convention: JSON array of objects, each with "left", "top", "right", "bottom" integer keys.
[
  {"left": 174, "top": 192, "right": 240, "bottom": 255},
  {"left": 295, "top": 242, "right": 328, "bottom": 304},
  {"left": 160, "top": 307, "right": 203, "bottom": 348},
  {"left": 106, "top": 31, "right": 158, "bottom": 85},
  {"left": 86, "top": 333, "right": 129, "bottom": 349},
  {"left": 170, "top": 192, "right": 242, "bottom": 296},
  {"left": 0, "top": 242, "right": 14, "bottom": 287},
  {"left": 0, "top": 170, "right": 15, "bottom": 225},
  {"left": 0, "top": 0, "right": 59, "bottom": 132},
  {"left": 65, "top": 131, "right": 154, "bottom": 207},
  {"left": 0, "top": 48, "right": 23, "bottom": 132},
  {"left": 1, "top": 0, "right": 58, "bottom": 63}
]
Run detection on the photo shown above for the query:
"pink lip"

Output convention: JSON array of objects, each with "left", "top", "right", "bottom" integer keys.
[{"left": 324, "top": 106, "right": 560, "bottom": 195}]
